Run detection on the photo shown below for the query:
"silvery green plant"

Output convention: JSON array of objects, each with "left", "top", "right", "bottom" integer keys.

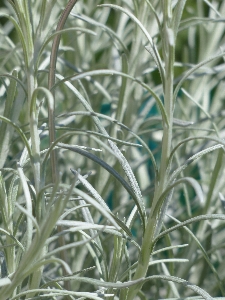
[{"left": 0, "top": 0, "right": 225, "bottom": 299}]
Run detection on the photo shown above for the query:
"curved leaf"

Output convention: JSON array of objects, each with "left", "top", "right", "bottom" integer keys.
[
  {"left": 169, "top": 144, "right": 224, "bottom": 183},
  {"left": 174, "top": 51, "right": 225, "bottom": 103},
  {"left": 53, "top": 70, "right": 168, "bottom": 126},
  {"left": 98, "top": 4, "right": 165, "bottom": 85},
  {"left": 58, "top": 142, "right": 145, "bottom": 229},
  {"left": 155, "top": 213, "right": 225, "bottom": 243},
  {"left": 164, "top": 214, "right": 225, "bottom": 294}
]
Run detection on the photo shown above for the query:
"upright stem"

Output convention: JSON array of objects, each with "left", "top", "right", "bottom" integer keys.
[
  {"left": 17, "top": 1, "right": 41, "bottom": 194},
  {"left": 127, "top": 1, "right": 175, "bottom": 299}
]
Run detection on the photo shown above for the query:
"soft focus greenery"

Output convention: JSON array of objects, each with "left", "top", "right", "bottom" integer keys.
[{"left": 0, "top": 0, "right": 225, "bottom": 299}]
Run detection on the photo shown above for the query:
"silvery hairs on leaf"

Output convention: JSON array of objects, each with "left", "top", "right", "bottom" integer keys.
[{"left": 108, "top": 139, "right": 147, "bottom": 227}]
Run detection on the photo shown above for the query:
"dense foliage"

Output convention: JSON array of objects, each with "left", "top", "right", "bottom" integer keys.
[{"left": 0, "top": 1, "right": 225, "bottom": 299}]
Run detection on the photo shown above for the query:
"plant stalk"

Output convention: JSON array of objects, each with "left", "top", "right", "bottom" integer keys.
[{"left": 127, "top": 1, "right": 175, "bottom": 298}]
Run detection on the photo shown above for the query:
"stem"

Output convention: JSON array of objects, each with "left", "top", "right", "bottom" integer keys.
[
  {"left": 127, "top": 1, "right": 175, "bottom": 298},
  {"left": 15, "top": 1, "right": 41, "bottom": 193}
]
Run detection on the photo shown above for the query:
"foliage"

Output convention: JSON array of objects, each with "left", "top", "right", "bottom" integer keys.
[{"left": 0, "top": 0, "right": 225, "bottom": 299}]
